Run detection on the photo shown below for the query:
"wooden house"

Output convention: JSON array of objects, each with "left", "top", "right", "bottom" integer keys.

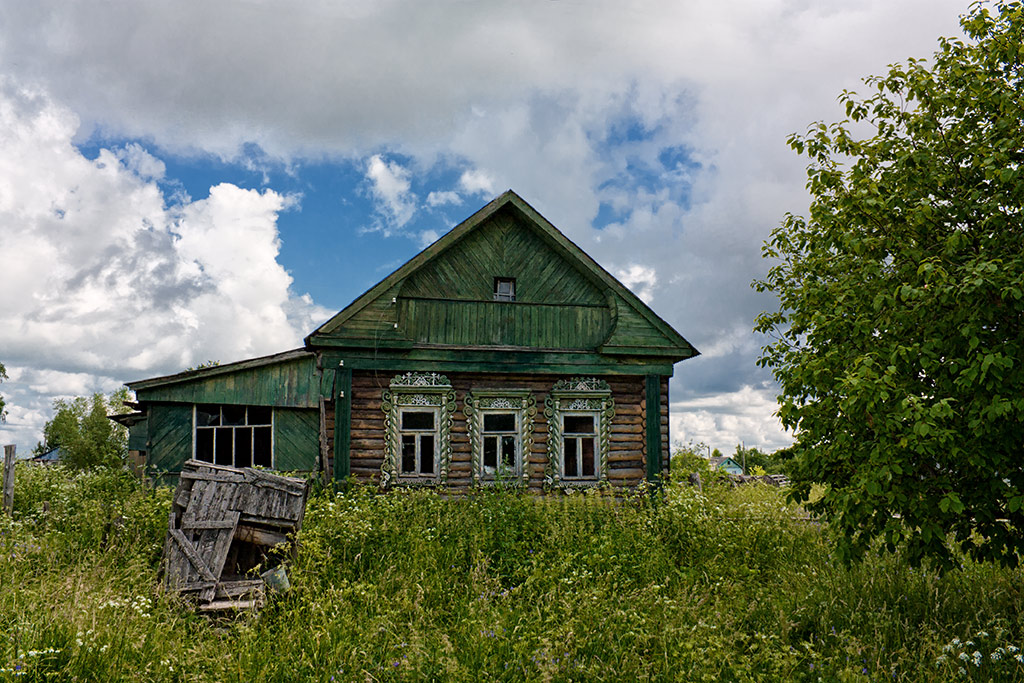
[{"left": 125, "top": 191, "right": 699, "bottom": 491}]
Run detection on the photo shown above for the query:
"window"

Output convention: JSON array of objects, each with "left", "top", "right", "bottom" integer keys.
[
  {"left": 544, "top": 377, "right": 615, "bottom": 487},
  {"left": 493, "top": 277, "right": 516, "bottom": 302},
  {"left": 381, "top": 372, "right": 456, "bottom": 487},
  {"left": 464, "top": 390, "right": 536, "bottom": 485},
  {"left": 562, "top": 414, "right": 596, "bottom": 478},
  {"left": 399, "top": 409, "right": 437, "bottom": 477},
  {"left": 194, "top": 404, "right": 273, "bottom": 468},
  {"left": 483, "top": 412, "right": 517, "bottom": 475}
]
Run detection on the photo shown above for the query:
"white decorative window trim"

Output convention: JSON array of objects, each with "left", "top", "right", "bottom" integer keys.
[
  {"left": 381, "top": 373, "right": 456, "bottom": 488},
  {"left": 544, "top": 377, "right": 615, "bottom": 488},
  {"left": 463, "top": 389, "right": 537, "bottom": 486}
]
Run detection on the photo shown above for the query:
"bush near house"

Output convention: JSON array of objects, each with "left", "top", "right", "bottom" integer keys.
[{"left": 1, "top": 464, "right": 1022, "bottom": 681}]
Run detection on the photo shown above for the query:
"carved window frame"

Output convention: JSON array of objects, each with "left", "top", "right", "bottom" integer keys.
[
  {"left": 544, "top": 377, "right": 615, "bottom": 488},
  {"left": 381, "top": 372, "right": 456, "bottom": 488},
  {"left": 464, "top": 389, "right": 536, "bottom": 486}
]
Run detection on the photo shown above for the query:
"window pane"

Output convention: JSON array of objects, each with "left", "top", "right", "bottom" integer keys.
[
  {"left": 253, "top": 427, "right": 272, "bottom": 467},
  {"left": 401, "top": 435, "right": 416, "bottom": 473},
  {"left": 197, "top": 405, "right": 220, "bottom": 427},
  {"left": 483, "top": 412, "right": 515, "bottom": 432},
  {"left": 564, "top": 438, "right": 578, "bottom": 477},
  {"left": 501, "top": 435, "right": 517, "bottom": 468},
  {"left": 420, "top": 435, "right": 435, "bottom": 474},
  {"left": 235, "top": 427, "right": 253, "bottom": 468},
  {"left": 196, "top": 429, "right": 214, "bottom": 462},
  {"left": 483, "top": 435, "right": 497, "bottom": 469},
  {"left": 248, "top": 406, "right": 272, "bottom": 425},
  {"left": 494, "top": 278, "right": 516, "bottom": 301},
  {"left": 402, "top": 410, "right": 434, "bottom": 430},
  {"left": 222, "top": 405, "right": 246, "bottom": 426},
  {"left": 581, "top": 437, "right": 595, "bottom": 476},
  {"left": 564, "top": 415, "right": 595, "bottom": 434},
  {"left": 215, "top": 428, "right": 233, "bottom": 466}
]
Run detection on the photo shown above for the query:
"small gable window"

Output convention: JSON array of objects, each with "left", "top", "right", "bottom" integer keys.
[{"left": 494, "top": 277, "right": 516, "bottom": 302}]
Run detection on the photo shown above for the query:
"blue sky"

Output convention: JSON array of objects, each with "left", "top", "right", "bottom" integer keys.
[{"left": 0, "top": 0, "right": 973, "bottom": 454}]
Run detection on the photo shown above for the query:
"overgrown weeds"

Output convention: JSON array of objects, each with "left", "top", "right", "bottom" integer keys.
[{"left": 1, "top": 463, "right": 1022, "bottom": 681}]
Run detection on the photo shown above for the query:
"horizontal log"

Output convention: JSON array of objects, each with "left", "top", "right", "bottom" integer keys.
[
  {"left": 198, "top": 599, "right": 262, "bottom": 612},
  {"left": 234, "top": 524, "right": 288, "bottom": 547},
  {"left": 611, "top": 433, "right": 642, "bottom": 443},
  {"left": 183, "top": 519, "right": 236, "bottom": 531},
  {"left": 607, "top": 467, "right": 645, "bottom": 478}
]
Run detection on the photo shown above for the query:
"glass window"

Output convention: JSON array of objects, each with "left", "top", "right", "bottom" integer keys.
[
  {"left": 482, "top": 411, "right": 518, "bottom": 476},
  {"left": 398, "top": 408, "right": 439, "bottom": 477},
  {"left": 194, "top": 405, "right": 273, "bottom": 468},
  {"left": 562, "top": 413, "right": 599, "bottom": 480},
  {"left": 494, "top": 277, "right": 516, "bottom": 302}
]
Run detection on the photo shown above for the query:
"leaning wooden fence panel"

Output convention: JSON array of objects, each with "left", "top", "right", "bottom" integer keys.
[{"left": 163, "top": 460, "right": 309, "bottom": 611}]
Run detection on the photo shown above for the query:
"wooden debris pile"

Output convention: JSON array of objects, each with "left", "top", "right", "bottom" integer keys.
[{"left": 162, "top": 460, "right": 310, "bottom": 611}]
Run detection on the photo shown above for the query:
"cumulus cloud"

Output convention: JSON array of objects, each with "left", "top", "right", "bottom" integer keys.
[
  {"left": 425, "top": 190, "right": 461, "bottom": 207},
  {"left": 670, "top": 384, "right": 791, "bottom": 452},
  {"left": 0, "top": 0, "right": 975, "bottom": 451},
  {"left": 365, "top": 154, "right": 417, "bottom": 231},
  {"left": 0, "top": 81, "right": 330, "bottom": 448},
  {"left": 458, "top": 169, "right": 496, "bottom": 197},
  {"left": 614, "top": 264, "right": 658, "bottom": 304}
]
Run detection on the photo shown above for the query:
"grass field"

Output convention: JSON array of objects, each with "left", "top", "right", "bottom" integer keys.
[{"left": 1, "top": 463, "right": 1022, "bottom": 681}]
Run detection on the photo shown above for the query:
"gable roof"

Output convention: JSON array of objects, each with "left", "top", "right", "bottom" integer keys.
[{"left": 307, "top": 190, "right": 697, "bottom": 360}]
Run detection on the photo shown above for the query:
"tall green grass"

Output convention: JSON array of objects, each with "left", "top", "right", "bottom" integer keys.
[{"left": 1, "top": 464, "right": 1022, "bottom": 681}]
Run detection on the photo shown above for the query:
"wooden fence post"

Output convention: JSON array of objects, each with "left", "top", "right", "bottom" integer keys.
[{"left": 2, "top": 445, "right": 14, "bottom": 516}]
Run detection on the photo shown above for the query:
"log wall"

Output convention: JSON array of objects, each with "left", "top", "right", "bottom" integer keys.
[{"left": 336, "top": 370, "right": 658, "bottom": 491}]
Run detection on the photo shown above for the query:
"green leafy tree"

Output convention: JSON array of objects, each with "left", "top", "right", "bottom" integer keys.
[
  {"left": 38, "top": 388, "right": 132, "bottom": 469},
  {"left": 755, "top": 1, "right": 1024, "bottom": 570}
]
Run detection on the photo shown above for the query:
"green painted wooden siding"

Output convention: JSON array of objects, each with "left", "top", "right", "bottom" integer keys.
[
  {"left": 274, "top": 408, "right": 320, "bottom": 471},
  {"left": 135, "top": 355, "right": 320, "bottom": 408},
  {"left": 603, "top": 298, "right": 676, "bottom": 349},
  {"left": 128, "top": 418, "right": 148, "bottom": 451},
  {"left": 147, "top": 404, "right": 193, "bottom": 473},
  {"left": 401, "top": 207, "right": 605, "bottom": 305},
  {"left": 320, "top": 284, "right": 403, "bottom": 341},
  {"left": 397, "top": 298, "right": 610, "bottom": 348}
]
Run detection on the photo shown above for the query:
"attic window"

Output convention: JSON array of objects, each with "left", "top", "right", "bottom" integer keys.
[{"left": 494, "top": 277, "right": 516, "bottom": 302}]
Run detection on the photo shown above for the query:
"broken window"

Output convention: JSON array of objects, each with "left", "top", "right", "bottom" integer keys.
[{"left": 195, "top": 405, "right": 273, "bottom": 469}]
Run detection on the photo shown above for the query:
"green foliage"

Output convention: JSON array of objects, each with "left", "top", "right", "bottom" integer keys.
[
  {"left": 755, "top": 1, "right": 1024, "bottom": 570},
  {"left": 670, "top": 442, "right": 712, "bottom": 479},
  {"left": 3, "top": 474, "right": 1024, "bottom": 681},
  {"left": 37, "top": 388, "right": 132, "bottom": 469},
  {"left": 735, "top": 444, "right": 791, "bottom": 475}
]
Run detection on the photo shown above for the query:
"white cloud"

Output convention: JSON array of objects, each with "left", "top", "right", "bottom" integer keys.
[
  {"left": 458, "top": 169, "right": 496, "bottom": 197},
  {"left": 670, "top": 384, "right": 791, "bottom": 453},
  {"left": 418, "top": 229, "right": 440, "bottom": 248},
  {"left": 114, "top": 142, "right": 165, "bottom": 180},
  {"left": 0, "top": 81, "right": 330, "bottom": 448},
  {"left": 0, "top": 0, "right": 976, "bottom": 449},
  {"left": 426, "top": 190, "right": 461, "bottom": 207},
  {"left": 615, "top": 264, "right": 658, "bottom": 304},
  {"left": 365, "top": 154, "right": 417, "bottom": 230}
]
